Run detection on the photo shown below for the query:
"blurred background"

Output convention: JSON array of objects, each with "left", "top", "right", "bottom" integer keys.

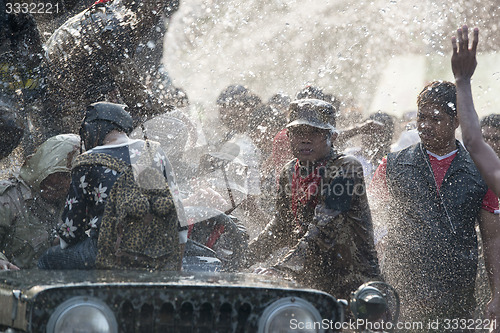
[{"left": 163, "top": 0, "right": 500, "bottom": 117}]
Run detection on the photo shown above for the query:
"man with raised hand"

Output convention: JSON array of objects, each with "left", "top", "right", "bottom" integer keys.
[
  {"left": 451, "top": 24, "right": 500, "bottom": 328},
  {"left": 369, "top": 77, "right": 500, "bottom": 329}
]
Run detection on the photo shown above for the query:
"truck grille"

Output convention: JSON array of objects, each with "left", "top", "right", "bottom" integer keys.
[
  {"left": 30, "top": 284, "right": 339, "bottom": 332},
  {"left": 120, "top": 299, "right": 250, "bottom": 332}
]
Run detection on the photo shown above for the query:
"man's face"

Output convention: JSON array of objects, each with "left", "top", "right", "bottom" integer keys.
[
  {"left": 288, "top": 125, "right": 332, "bottom": 163},
  {"left": 482, "top": 125, "right": 500, "bottom": 157},
  {"left": 39, "top": 172, "right": 71, "bottom": 204},
  {"left": 417, "top": 105, "right": 458, "bottom": 152}
]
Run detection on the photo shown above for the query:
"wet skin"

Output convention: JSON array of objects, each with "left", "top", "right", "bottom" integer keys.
[
  {"left": 287, "top": 125, "right": 332, "bottom": 163},
  {"left": 417, "top": 105, "right": 459, "bottom": 155}
]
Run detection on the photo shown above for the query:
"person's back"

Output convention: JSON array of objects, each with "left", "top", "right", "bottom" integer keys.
[
  {"left": 0, "top": 134, "right": 80, "bottom": 269},
  {"left": 38, "top": 102, "right": 187, "bottom": 270},
  {"left": 77, "top": 139, "right": 184, "bottom": 270}
]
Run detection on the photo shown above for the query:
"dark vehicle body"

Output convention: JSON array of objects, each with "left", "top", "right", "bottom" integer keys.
[{"left": 0, "top": 270, "right": 344, "bottom": 332}]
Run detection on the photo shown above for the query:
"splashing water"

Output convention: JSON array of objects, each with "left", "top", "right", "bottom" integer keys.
[{"left": 164, "top": 0, "right": 499, "bottom": 116}]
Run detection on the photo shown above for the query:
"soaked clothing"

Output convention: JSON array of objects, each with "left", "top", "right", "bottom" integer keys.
[
  {"left": 248, "top": 149, "right": 381, "bottom": 299},
  {"left": 371, "top": 150, "right": 498, "bottom": 213},
  {"left": 0, "top": 179, "right": 62, "bottom": 268},
  {"left": 0, "top": 134, "right": 79, "bottom": 268},
  {"left": 38, "top": 139, "right": 187, "bottom": 269},
  {"left": 370, "top": 141, "right": 498, "bottom": 325}
]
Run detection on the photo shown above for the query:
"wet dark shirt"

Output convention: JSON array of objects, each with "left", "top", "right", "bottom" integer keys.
[{"left": 249, "top": 149, "right": 380, "bottom": 299}]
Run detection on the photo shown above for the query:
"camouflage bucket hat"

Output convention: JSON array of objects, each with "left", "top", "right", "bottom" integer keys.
[{"left": 286, "top": 98, "right": 336, "bottom": 131}]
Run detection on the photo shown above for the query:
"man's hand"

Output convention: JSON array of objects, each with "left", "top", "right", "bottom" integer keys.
[
  {"left": 451, "top": 25, "right": 479, "bottom": 81},
  {"left": 0, "top": 259, "right": 20, "bottom": 271}
]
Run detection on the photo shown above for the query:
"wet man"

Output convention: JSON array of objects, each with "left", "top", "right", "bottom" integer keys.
[
  {"left": 247, "top": 99, "right": 380, "bottom": 300},
  {"left": 42, "top": 0, "right": 182, "bottom": 137},
  {"left": 450, "top": 25, "right": 500, "bottom": 327},
  {"left": 370, "top": 80, "right": 500, "bottom": 330},
  {"left": 0, "top": 134, "right": 80, "bottom": 270}
]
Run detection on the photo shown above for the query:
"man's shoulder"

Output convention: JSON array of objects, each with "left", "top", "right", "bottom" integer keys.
[
  {"left": 386, "top": 144, "right": 419, "bottom": 164},
  {"left": 455, "top": 142, "right": 488, "bottom": 177},
  {"left": 329, "top": 153, "right": 363, "bottom": 169},
  {"left": 0, "top": 178, "right": 31, "bottom": 204},
  {"left": 0, "top": 177, "right": 25, "bottom": 196},
  {"left": 455, "top": 141, "right": 476, "bottom": 164},
  {"left": 0, "top": 179, "right": 16, "bottom": 196}
]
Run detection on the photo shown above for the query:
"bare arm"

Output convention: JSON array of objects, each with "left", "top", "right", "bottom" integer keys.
[
  {"left": 479, "top": 210, "right": 500, "bottom": 327},
  {"left": 452, "top": 26, "right": 500, "bottom": 197}
]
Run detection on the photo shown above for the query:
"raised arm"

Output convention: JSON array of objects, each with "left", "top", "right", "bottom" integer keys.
[{"left": 452, "top": 25, "right": 500, "bottom": 197}]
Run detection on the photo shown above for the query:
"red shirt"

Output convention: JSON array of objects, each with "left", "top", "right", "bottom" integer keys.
[{"left": 370, "top": 150, "right": 498, "bottom": 213}]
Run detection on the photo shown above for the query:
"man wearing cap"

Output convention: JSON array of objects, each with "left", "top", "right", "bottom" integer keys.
[
  {"left": 247, "top": 98, "right": 381, "bottom": 300},
  {"left": 0, "top": 134, "right": 80, "bottom": 270}
]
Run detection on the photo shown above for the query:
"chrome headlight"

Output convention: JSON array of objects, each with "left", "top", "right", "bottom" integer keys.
[
  {"left": 258, "top": 297, "right": 324, "bottom": 333},
  {"left": 46, "top": 296, "right": 118, "bottom": 333}
]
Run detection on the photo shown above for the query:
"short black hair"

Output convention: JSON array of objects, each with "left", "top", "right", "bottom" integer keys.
[
  {"left": 417, "top": 81, "right": 457, "bottom": 118},
  {"left": 216, "top": 84, "right": 262, "bottom": 110},
  {"left": 268, "top": 93, "right": 291, "bottom": 110},
  {"left": 295, "top": 85, "right": 340, "bottom": 115},
  {"left": 369, "top": 111, "right": 395, "bottom": 138},
  {"left": 480, "top": 114, "right": 500, "bottom": 129},
  {"left": 248, "top": 104, "right": 286, "bottom": 133},
  {"left": 296, "top": 85, "right": 326, "bottom": 101}
]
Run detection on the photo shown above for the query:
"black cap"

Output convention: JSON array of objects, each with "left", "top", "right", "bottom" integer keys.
[{"left": 85, "top": 102, "right": 133, "bottom": 134}]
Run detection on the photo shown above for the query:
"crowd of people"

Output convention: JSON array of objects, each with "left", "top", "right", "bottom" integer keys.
[{"left": 1, "top": 0, "right": 500, "bottom": 330}]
